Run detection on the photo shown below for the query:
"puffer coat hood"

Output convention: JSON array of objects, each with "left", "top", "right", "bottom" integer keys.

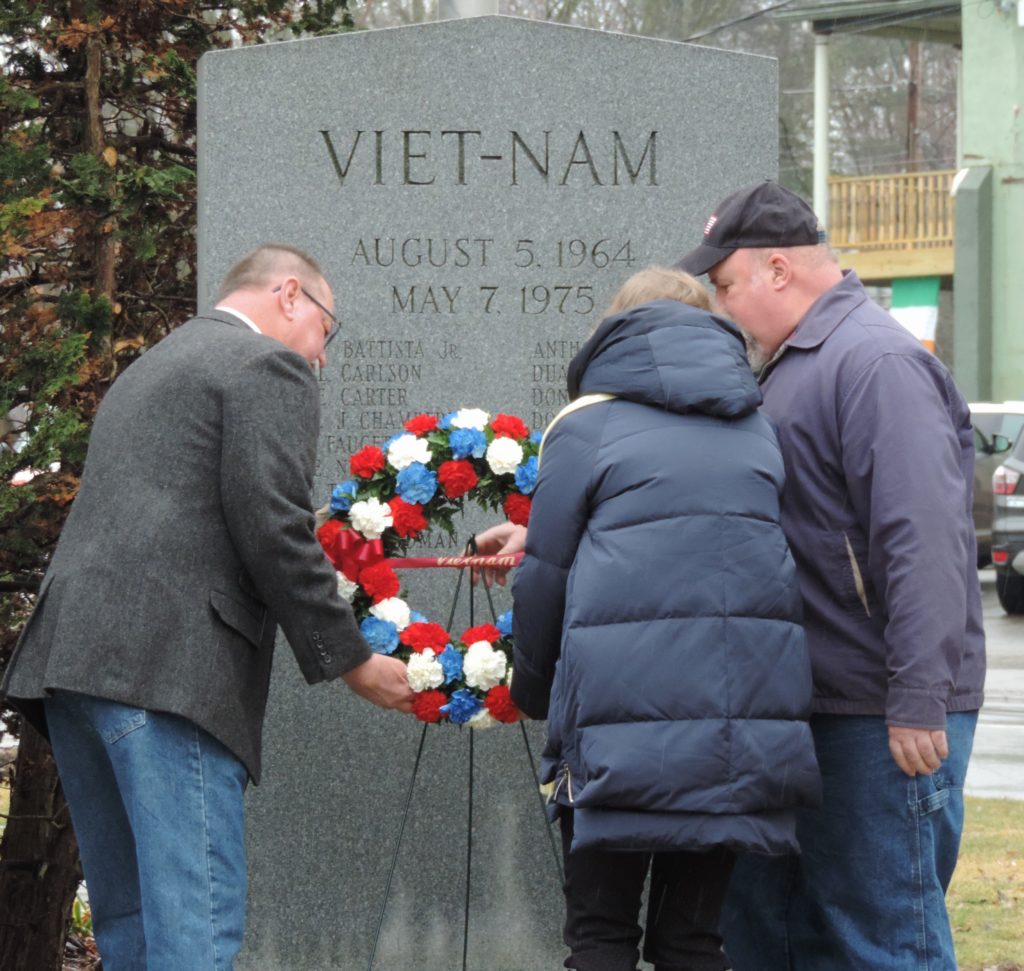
[
  {"left": 511, "top": 300, "right": 820, "bottom": 855},
  {"left": 567, "top": 299, "right": 762, "bottom": 418}
]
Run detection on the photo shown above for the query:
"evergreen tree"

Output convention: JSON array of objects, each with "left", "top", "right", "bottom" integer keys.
[{"left": 0, "top": 3, "right": 354, "bottom": 966}]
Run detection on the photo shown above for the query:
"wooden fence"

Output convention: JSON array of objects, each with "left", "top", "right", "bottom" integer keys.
[{"left": 828, "top": 170, "right": 956, "bottom": 251}]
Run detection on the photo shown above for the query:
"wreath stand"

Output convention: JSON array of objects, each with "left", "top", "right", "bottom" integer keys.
[{"left": 365, "top": 543, "right": 564, "bottom": 971}]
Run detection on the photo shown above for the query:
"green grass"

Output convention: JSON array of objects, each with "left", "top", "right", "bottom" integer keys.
[
  {"left": 0, "top": 776, "right": 1019, "bottom": 967},
  {"left": 950, "top": 797, "right": 1024, "bottom": 970}
]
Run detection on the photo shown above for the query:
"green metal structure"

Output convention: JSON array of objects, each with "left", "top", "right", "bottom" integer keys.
[{"left": 777, "top": 0, "right": 1024, "bottom": 400}]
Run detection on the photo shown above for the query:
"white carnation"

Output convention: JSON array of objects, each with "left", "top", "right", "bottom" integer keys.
[
  {"left": 469, "top": 709, "right": 498, "bottom": 730},
  {"left": 336, "top": 572, "right": 358, "bottom": 602},
  {"left": 486, "top": 437, "right": 524, "bottom": 476},
  {"left": 406, "top": 650, "right": 444, "bottom": 691},
  {"left": 450, "top": 408, "right": 490, "bottom": 430},
  {"left": 463, "top": 641, "right": 508, "bottom": 691},
  {"left": 386, "top": 434, "right": 433, "bottom": 470},
  {"left": 349, "top": 497, "right": 393, "bottom": 540},
  {"left": 370, "top": 597, "right": 411, "bottom": 630}
]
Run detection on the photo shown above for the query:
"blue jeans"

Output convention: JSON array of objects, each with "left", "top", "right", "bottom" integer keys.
[
  {"left": 44, "top": 690, "right": 248, "bottom": 971},
  {"left": 721, "top": 712, "right": 977, "bottom": 971}
]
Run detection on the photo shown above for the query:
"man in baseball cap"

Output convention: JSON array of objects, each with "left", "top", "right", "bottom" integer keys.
[
  {"left": 676, "top": 180, "right": 826, "bottom": 278},
  {"left": 676, "top": 182, "right": 983, "bottom": 971}
]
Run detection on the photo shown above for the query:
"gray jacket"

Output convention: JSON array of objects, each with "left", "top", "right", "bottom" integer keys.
[
  {"left": 759, "top": 272, "right": 985, "bottom": 729},
  {"left": 2, "top": 312, "right": 370, "bottom": 781}
]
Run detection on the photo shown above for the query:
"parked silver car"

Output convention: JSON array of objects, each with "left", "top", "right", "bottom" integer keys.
[
  {"left": 970, "top": 402, "right": 1024, "bottom": 567},
  {"left": 993, "top": 424, "right": 1024, "bottom": 614}
]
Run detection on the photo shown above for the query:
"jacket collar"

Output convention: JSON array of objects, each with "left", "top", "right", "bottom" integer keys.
[
  {"left": 756, "top": 271, "right": 867, "bottom": 383},
  {"left": 785, "top": 270, "right": 867, "bottom": 350}
]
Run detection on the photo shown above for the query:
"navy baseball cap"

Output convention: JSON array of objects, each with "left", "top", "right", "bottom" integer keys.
[{"left": 676, "top": 181, "right": 827, "bottom": 277}]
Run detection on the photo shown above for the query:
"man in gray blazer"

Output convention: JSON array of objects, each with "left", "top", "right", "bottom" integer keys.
[{"left": 2, "top": 244, "right": 413, "bottom": 970}]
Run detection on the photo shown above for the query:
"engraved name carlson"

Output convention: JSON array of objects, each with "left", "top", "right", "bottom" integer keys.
[{"left": 320, "top": 129, "right": 658, "bottom": 186}]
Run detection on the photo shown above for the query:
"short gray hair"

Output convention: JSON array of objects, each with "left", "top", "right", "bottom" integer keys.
[{"left": 216, "top": 244, "right": 325, "bottom": 302}]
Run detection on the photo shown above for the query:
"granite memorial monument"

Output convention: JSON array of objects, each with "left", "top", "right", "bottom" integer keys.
[{"left": 197, "top": 16, "right": 777, "bottom": 969}]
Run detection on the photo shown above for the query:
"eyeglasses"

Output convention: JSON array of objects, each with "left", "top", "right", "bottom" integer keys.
[
  {"left": 273, "top": 285, "right": 340, "bottom": 348},
  {"left": 301, "top": 287, "right": 341, "bottom": 347}
]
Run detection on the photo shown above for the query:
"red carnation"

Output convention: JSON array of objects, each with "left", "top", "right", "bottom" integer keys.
[
  {"left": 358, "top": 562, "right": 400, "bottom": 603},
  {"left": 317, "top": 519, "right": 343, "bottom": 548},
  {"left": 404, "top": 414, "right": 439, "bottom": 435},
  {"left": 388, "top": 497, "right": 428, "bottom": 538},
  {"left": 490, "top": 413, "right": 529, "bottom": 440},
  {"left": 461, "top": 623, "right": 501, "bottom": 645},
  {"left": 350, "top": 446, "right": 385, "bottom": 479},
  {"left": 316, "top": 520, "right": 344, "bottom": 567},
  {"left": 412, "top": 690, "right": 448, "bottom": 723},
  {"left": 503, "top": 493, "right": 532, "bottom": 527},
  {"left": 400, "top": 622, "right": 451, "bottom": 654},
  {"left": 437, "top": 460, "right": 478, "bottom": 500},
  {"left": 485, "top": 685, "right": 520, "bottom": 723}
]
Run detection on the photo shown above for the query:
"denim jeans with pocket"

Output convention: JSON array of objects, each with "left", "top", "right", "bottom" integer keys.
[
  {"left": 720, "top": 712, "right": 977, "bottom": 971},
  {"left": 44, "top": 690, "right": 248, "bottom": 971}
]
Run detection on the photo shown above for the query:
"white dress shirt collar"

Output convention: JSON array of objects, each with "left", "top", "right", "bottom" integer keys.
[{"left": 214, "top": 305, "right": 261, "bottom": 334}]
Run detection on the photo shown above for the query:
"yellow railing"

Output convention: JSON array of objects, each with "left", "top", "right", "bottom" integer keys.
[{"left": 828, "top": 170, "right": 955, "bottom": 251}]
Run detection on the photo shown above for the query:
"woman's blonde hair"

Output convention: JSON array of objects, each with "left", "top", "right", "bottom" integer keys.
[{"left": 604, "top": 265, "right": 712, "bottom": 317}]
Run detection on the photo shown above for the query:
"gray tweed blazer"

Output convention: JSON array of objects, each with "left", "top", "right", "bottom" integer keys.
[{"left": 2, "top": 312, "right": 370, "bottom": 781}]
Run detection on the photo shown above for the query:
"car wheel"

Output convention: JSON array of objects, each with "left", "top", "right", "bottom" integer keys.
[{"left": 996, "top": 570, "right": 1024, "bottom": 614}]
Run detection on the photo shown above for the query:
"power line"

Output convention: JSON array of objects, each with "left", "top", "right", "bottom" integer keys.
[
  {"left": 682, "top": 0, "right": 797, "bottom": 42},
  {"left": 782, "top": 81, "right": 958, "bottom": 95}
]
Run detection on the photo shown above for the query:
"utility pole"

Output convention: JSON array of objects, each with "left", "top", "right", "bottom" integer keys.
[
  {"left": 439, "top": 0, "right": 498, "bottom": 16},
  {"left": 813, "top": 32, "right": 831, "bottom": 226}
]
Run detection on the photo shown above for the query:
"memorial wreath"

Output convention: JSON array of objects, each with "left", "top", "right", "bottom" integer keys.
[{"left": 317, "top": 408, "right": 540, "bottom": 727}]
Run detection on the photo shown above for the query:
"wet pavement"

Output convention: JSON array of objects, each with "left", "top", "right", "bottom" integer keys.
[{"left": 965, "top": 568, "right": 1024, "bottom": 800}]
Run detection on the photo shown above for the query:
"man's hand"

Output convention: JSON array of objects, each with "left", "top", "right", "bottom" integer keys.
[
  {"left": 342, "top": 654, "right": 414, "bottom": 713},
  {"left": 888, "top": 725, "right": 948, "bottom": 777},
  {"left": 314, "top": 501, "right": 331, "bottom": 531},
  {"left": 472, "top": 522, "right": 528, "bottom": 587}
]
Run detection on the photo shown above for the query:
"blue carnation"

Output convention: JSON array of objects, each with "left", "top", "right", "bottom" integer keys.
[
  {"left": 396, "top": 462, "right": 438, "bottom": 504},
  {"left": 438, "top": 645, "right": 463, "bottom": 684},
  {"left": 360, "top": 617, "right": 399, "bottom": 655},
  {"left": 440, "top": 411, "right": 458, "bottom": 430},
  {"left": 530, "top": 430, "right": 544, "bottom": 444},
  {"left": 449, "top": 428, "right": 487, "bottom": 460},
  {"left": 514, "top": 456, "right": 539, "bottom": 495},
  {"left": 441, "top": 688, "right": 482, "bottom": 725},
  {"left": 410, "top": 610, "right": 429, "bottom": 624},
  {"left": 330, "top": 480, "right": 359, "bottom": 513},
  {"left": 496, "top": 610, "right": 513, "bottom": 637}
]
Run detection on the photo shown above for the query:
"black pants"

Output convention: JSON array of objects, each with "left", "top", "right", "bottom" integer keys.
[{"left": 559, "top": 810, "right": 735, "bottom": 971}]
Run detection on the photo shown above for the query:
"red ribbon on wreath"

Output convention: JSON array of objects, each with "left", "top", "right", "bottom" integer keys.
[{"left": 317, "top": 520, "right": 385, "bottom": 581}]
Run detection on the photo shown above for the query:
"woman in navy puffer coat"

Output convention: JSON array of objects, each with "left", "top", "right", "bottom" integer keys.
[{"left": 510, "top": 273, "right": 820, "bottom": 971}]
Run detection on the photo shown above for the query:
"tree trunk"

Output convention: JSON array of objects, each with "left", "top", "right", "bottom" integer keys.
[
  {"left": 0, "top": 721, "right": 81, "bottom": 971},
  {"left": 906, "top": 40, "right": 921, "bottom": 172},
  {"left": 84, "top": 33, "right": 118, "bottom": 314}
]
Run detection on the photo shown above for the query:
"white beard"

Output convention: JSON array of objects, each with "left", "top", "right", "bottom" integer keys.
[{"left": 741, "top": 330, "right": 771, "bottom": 374}]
